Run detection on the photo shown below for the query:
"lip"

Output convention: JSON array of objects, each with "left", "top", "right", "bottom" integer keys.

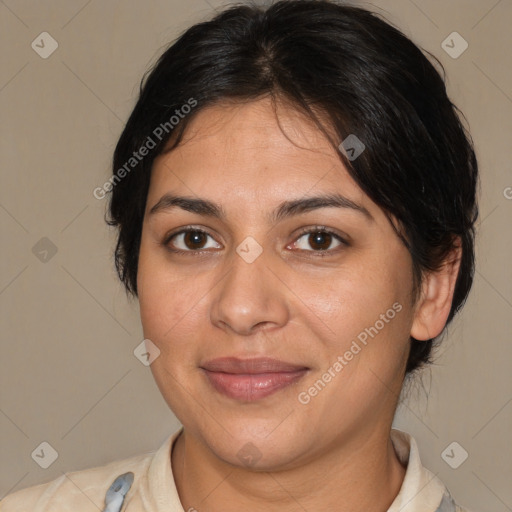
[{"left": 200, "top": 357, "right": 309, "bottom": 401}]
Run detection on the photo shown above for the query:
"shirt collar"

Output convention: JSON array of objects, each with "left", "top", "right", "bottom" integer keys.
[{"left": 388, "top": 429, "right": 455, "bottom": 512}]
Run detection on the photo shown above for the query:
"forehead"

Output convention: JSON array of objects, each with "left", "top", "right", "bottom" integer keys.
[{"left": 148, "top": 97, "right": 374, "bottom": 216}]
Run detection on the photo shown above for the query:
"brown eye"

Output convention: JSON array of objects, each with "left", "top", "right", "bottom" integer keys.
[
  {"left": 166, "top": 229, "right": 222, "bottom": 253},
  {"left": 183, "top": 231, "right": 208, "bottom": 250},
  {"left": 308, "top": 232, "right": 333, "bottom": 251},
  {"left": 292, "top": 228, "right": 346, "bottom": 253}
]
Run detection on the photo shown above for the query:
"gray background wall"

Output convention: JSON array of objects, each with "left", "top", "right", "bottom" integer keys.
[{"left": 1, "top": 0, "right": 511, "bottom": 510}]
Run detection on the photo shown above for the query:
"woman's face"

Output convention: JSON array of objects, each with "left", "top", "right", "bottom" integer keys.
[{"left": 137, "top": 97, "right": 418, "bottom": 469}]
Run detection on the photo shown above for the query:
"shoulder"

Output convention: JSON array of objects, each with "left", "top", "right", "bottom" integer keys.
[{"left": 0, "top": 450, "right": 153, "bottom": 512}]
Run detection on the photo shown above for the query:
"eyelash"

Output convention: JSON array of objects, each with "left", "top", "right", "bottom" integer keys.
[{"left": 162, "top": 225, "right": 348, "bottom": 257}]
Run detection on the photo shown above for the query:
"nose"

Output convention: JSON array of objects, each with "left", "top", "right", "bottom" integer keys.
[{"left": 210, "top": 248, "right": 290, "bottom": 336}]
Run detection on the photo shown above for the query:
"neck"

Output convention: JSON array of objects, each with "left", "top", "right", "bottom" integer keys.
[{"left": 171, "top": 426, "right": 406, "bottom": 512}]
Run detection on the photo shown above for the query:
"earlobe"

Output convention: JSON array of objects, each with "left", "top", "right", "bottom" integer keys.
[{"left": 410, "top": 240, "right": 462, "bottom": 341}]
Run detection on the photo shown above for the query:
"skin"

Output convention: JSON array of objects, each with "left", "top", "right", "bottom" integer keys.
[{"left": 137, "top": 96, "right": 461, "bottom": 512}]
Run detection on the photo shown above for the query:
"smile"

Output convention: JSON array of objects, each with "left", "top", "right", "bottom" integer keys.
[{"left": 200, "top": 357, "right": 309, "bottom": 401}]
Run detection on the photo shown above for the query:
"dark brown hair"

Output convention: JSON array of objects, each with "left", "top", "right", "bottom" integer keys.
[{"left": 107, "top": 0, "right": 479, "bottom": 374}]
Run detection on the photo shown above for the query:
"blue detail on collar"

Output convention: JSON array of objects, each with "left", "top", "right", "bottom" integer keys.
[
  {"left": 435, "top": 492, "right": 457, "bottom": 512},
  {"left": 103, "top": 472, "right": 134, "bottom": 512}
]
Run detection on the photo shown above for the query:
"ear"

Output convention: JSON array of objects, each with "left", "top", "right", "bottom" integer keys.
[{"left": 410, "top": 238, "right": 462, "bottom": 341}]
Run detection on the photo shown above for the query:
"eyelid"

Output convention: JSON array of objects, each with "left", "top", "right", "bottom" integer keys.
[{"left": 293, "top": 225, "right": 348, "bottom": 243}]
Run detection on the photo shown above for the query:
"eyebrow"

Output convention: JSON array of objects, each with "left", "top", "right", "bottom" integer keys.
[{"left": 148, "top": 192, "right": 373, "bottom": 223}]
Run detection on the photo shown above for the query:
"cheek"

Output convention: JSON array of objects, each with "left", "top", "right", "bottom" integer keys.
[
  {"left": 137, "top": 241, "right": 196, "bottom": 343},
  {"left": 137, "top": 240, "right": 223, "bottom": 379},
  {"left": 137, "top": 252, "right": 203, "bottom": 404},
  {"left": 138, "top": 275, "right": 204, "bottom": 351},
  {"left": 321, "top": 254, "right": 408, "bottom": 324},
  {"left": 320, "top": 246, "right": 414, "bottom": 364}
]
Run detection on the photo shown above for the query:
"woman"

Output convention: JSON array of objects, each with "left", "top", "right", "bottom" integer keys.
[{"left": 1, "top": 1, "right": 478, "bottom": 510}]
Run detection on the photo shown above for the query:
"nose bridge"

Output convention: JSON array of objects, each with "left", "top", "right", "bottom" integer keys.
[{"left": 210, "top": 246, "right": 289, "bottom": 335}]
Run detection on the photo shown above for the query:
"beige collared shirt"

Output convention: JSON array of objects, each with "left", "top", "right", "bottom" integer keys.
[{"left": 0, "top": 428, "right": 471, "bottom": 511}]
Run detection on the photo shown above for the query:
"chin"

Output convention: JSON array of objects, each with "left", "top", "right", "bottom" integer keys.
[
  {"left": 193, "top": 415, "right": 314, "bottom": 471},
  {"left": 212, "top": 433, "right": 303, "bottom": 471}
]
